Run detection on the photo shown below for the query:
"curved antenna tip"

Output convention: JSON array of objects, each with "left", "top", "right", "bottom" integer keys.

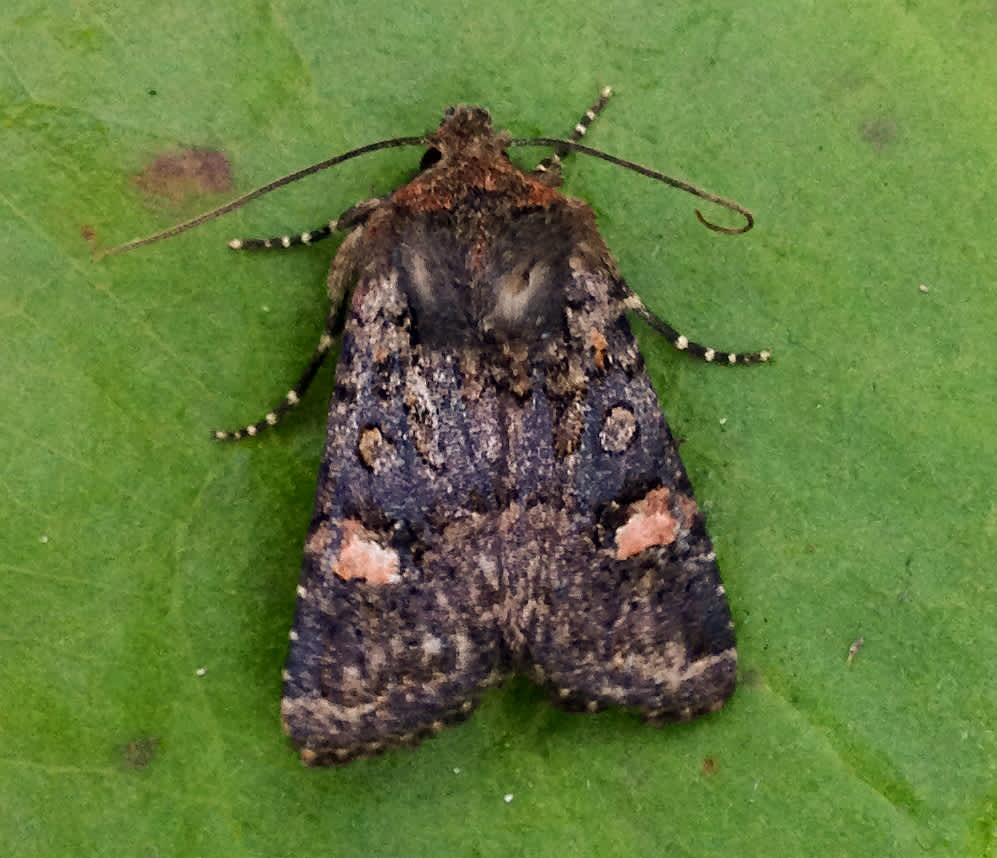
[
  {"left": 510, "top": 137, "right": 755, "bottom": 238},
  {"left": 695, "top": 207, "right": 754, "bottom": 235}
]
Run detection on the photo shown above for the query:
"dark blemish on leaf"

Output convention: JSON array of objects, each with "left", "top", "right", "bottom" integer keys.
[
  {"left": 859, "top": 118, "right": 898, "bottom": 150},
  {"left": 122, "top": 735, "right": 160, "bottom": 769},
  {"left": 133, "top": 149, "right": 232, "bottom": 203},
  {"left": 738, "top": 667, "right": 763, "bottom": 687},
  {"left": 80, "top": 224, "right": 97, "bottom": 252},
  {"left": 702, "top": 755, "right": 718, "bottom": 775}
]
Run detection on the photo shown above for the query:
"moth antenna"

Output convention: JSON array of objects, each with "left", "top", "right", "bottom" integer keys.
[
  {"left": 511, "top": 137, "right": 753, "bottom": 234},
  {"left": 100, "top": 135, "right": 427, "bottom": 258}
]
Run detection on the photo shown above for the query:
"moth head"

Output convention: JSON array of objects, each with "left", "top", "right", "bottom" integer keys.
[{"left": 421, "top": 105, "right": 513, "bottom": 170}]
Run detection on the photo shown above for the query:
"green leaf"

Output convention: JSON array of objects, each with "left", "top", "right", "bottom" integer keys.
[{"left": 2, "top": 1, "right": 993, "bottom": 856}]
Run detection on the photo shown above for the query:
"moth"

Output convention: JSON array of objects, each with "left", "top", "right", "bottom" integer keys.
[{"left": 108, "top": 89, "right": 769, "bottom": 765}]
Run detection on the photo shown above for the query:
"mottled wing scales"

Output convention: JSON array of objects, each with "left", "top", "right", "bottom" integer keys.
[
  {"left": 282, "top": 552, "right": 500, "bottom": 763},
  {"left": 282, "top": 108, "right": 742, "bottom": 763},
  {"left": 497, "top": 293, "right": 737, "bottom": 720},
  {"left": 281, "top": 239, "right": 512, "bottom": 764}
]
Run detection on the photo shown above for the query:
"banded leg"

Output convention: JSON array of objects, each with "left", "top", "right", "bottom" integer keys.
[
  {"left": 624, "top": 292, "right": 772, "bottom": 365},
  {"left": 211, "top": 300, "right": 346, "bottom": 440},
  {"left": 215, "top": 220, "right": 366, "bottom": 441},
  {"left": 226, "top": 198, "right": 384, "bottom": 252},
  {"left": 228, "top": 221, "right": 338, "bottom": 251},
  {"left": 533, "top": 86, "right": 613, "bottom": 184}
]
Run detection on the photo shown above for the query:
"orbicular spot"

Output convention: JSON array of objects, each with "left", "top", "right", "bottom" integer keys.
[
  {"left": 333, "top": 520, "right": 401, "bottom": 585},
  {"left": 599, "top": 404, "right": 637, "bottom": 454},
  {"left": 357, "top": 425, "right": 399, "bottom": 472}
]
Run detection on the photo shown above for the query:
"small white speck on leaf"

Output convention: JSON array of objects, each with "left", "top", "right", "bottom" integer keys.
[
  {"left": 503, "top": 793, "right": 514, "bottom": 804},
  {"left": 195, "top": 666, "right": 208, "bottom": 676},
  {"left": 846, "top": 637, "right": 864, "bottom": 664}
]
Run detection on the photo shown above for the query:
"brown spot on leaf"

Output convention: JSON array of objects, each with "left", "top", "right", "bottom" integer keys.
[
  {"left": 334, "top": 520, "right": 400, "bottom": 585},
  {"left": 122, "top": 735, "right": 159, "bottom": 769},
  {"left": 615, "top": 487, "right": 678, "bottom": 559},
  {"left": 702, "top": 755, "right": 718, "bottom": 775},
  {"left": 860, "top": 118, "right": 897, "bottom": 150},
  {"left": 739, "top": 667, "right": 763, "bottom": 687},
  {"left": 80, "top": 224, "right": 97, "bottom": 253},
  {"left": 133, "top": 149, "right": 232, "bottom": 202}
]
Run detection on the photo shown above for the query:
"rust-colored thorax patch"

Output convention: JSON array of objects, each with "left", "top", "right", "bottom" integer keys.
[
  {"left": 392, "top": 105, "right": 561, "bottom": 214},
  {"left": 392, "top": 158, "right": 560, "bottom": 214}
]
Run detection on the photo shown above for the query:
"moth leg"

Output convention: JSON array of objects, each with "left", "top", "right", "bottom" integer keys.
[
  {"left": 533, "top": 85, "right": 613, "bottom": 185},
  {"left": 210, "top": 312, "right": 338, "bottom": 441},
  {"left": 227, "top": 220, "right": 338, "bottom": 251},
  {"left": 624, "top": 291, "right": 772, "bottom": 364},
  {"left": 226, "top": 197, "right": 385, "bottom": 251},
  {"left": 210, "top": 227, "right": 365, "bottom": 441}
]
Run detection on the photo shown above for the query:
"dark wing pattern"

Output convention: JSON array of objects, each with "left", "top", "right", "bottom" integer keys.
[{"left": 280, "top": 109, "right": 735, "bottom": 764}]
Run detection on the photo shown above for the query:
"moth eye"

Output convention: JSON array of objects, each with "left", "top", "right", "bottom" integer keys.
[{"left": 419, "top": 147, "right": 443, "bottom": 170}]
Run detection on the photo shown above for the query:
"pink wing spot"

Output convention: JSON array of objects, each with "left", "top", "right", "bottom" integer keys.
[
  {"left": 334, "top": 520, "right": 400, "bottom": 584},
  {"left": 615, "top": 487, "right": 679, "bottom": 560}
]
